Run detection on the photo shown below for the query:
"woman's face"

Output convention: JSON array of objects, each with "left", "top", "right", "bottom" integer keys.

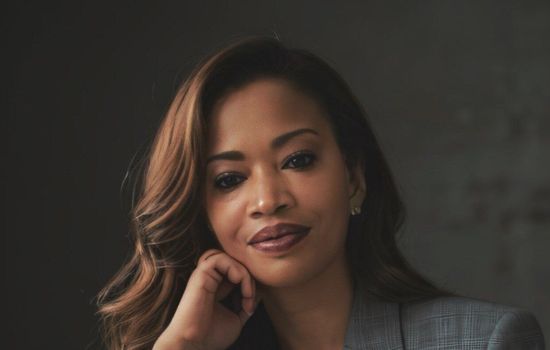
[{"left": 204, "top": 78, "right": 365, "bottom": 288}]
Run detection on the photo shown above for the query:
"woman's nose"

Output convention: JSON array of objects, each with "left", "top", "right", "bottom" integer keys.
[{"left": 247, "top": 168, "right": 294, "bottom": 217}]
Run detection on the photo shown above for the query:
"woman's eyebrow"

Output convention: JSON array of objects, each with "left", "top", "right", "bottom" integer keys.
[
  {"left": 271, "top": 128, "right": 319, "bottom": 149},
  {"left": 206, "top": 128, "right": 319, "bottom": 165}
]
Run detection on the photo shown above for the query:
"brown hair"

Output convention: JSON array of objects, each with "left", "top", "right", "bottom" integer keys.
[{"left": 96, "top": 36, "right": 454, "bottom": 349}]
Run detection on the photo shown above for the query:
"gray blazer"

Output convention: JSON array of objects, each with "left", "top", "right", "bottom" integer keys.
[{"left": 344, "top": 286, "right": 546, "bottom": 349}]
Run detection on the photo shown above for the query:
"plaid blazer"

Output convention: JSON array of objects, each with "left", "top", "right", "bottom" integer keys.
[{"left": 344, "top": 286, "right": 546, "bottom": 350}]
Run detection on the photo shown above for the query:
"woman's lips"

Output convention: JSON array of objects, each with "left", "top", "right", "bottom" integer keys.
[
  {"left": 249, "top": 229, "right": 310, "bottom": 253},
  {"left": 248, "top": 222, "right": 312, "bottom": 244}
]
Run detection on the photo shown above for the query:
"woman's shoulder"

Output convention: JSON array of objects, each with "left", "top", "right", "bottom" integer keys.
[
  {"left": 345, "top": 286, "right": 545, "bottom": 349},
  {"left": 403, "top": 294, "right": 532, "bottom": 319},
  {"left": 400, "top": 295, "right": 546, "bottom": 349}
]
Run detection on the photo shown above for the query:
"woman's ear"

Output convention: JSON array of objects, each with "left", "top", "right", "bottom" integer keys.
[{"left": 347, "top": 159, "right": 367, "bottom": 207}]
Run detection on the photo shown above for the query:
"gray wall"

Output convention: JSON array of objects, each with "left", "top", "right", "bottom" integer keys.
[{"left": 6, "top": 1, "right": 549, "bottom": 348}]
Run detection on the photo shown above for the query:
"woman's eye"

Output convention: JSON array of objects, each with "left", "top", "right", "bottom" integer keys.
[
  {"left": 213, "top": 152, "right": 317, "bottom": 191},
  {"left": 283, "top": 152, "right": 317, "bottom": 169},
  {"left": 214, "top": 173, "right": 244, "bottom": 190}
]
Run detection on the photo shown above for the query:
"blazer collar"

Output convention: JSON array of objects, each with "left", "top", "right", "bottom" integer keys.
[{"left": 343, "top": 285, "right": 404, "bottom": 349}]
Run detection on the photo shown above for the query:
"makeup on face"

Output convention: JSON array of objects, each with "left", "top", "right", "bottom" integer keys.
[
  {"left": 247, "top": 222, "right": 311, "bottom": 254},
  {"left": 203, "top": 78, "right": 355, "bottom": 287}
]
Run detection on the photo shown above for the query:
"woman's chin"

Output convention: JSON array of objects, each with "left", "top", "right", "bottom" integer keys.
[{"left": 250, "top": 260, "right": 321, "bottom": 289}]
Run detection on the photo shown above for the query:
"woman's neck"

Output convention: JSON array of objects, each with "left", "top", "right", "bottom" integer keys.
[{"left": 260, "top": 252, "right": 354, "bottom": 350}]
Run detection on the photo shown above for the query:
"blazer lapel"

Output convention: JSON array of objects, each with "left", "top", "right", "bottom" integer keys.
[{"left": 343, "top": 286, "right": 404, "bottom": 349}]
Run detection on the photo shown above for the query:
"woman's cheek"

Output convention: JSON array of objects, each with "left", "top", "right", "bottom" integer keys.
[{"left": 212, "top": 200, "right": 246, "bottom": 250}]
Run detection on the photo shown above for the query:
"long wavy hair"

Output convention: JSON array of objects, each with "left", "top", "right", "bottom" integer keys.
[{"left": 96, "top": 36, "right": 454, "bottom": 350}]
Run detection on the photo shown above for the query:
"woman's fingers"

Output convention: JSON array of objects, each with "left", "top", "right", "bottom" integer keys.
[
  {"left": 196, "top": 249, "right": 255, "bottom": 313},
  {"left": 154, "top": 249, "right": 259, "bottom": 349},
  {"left": 198, "top": 249, "right": 223, "bottom": 264},
  {"left": 214, "top": 278, "right": 235, "bottom": 301}
]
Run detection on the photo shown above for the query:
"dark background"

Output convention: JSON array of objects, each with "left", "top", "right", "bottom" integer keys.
[{"left": 5, "top": 1, "right": 550, "bottom": 348}]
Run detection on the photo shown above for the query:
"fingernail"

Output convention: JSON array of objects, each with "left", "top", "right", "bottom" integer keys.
[
  {"left": 242, "top": 299, "right": 254, "bottom": 316},
  {"left": 249, "top": 302, "right": 256, "bottom": 316}
]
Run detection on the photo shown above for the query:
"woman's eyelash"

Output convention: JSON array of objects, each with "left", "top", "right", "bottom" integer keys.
[
  {"left": 282, "top": 151, "right": 317, "bottom": 170},
  {"left": 214, "top": 173, "right": 245, "bottom": 190},
  {"left": 213, "top": 151, "right": 317, "bottom": 190}
]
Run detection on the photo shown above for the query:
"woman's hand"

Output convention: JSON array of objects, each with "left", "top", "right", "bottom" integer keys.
[{"left": 153, "top": 249, "right": 259, "bottom": 350}]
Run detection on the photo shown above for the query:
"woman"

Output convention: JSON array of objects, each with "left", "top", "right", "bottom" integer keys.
[{"left": 96, "top": 37, "right": 545, "bottom": 349}]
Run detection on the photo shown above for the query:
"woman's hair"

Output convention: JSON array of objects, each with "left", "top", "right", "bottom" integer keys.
[{"left": 96, "top": 36, "right": 454, "bottom": 350}]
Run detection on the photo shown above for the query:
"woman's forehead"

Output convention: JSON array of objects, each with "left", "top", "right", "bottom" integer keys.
[{"left": 206, "top": 78, "right": 332, "bottom": 148}]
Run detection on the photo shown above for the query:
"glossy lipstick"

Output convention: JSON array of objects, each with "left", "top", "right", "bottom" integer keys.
[{"left": 248, "top": 223, "right": 311, "bottom": 253}]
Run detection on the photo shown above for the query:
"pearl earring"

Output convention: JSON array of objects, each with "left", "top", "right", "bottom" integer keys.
[{"left": 351, "top": 206, "right": 362, "bottom": 216}]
